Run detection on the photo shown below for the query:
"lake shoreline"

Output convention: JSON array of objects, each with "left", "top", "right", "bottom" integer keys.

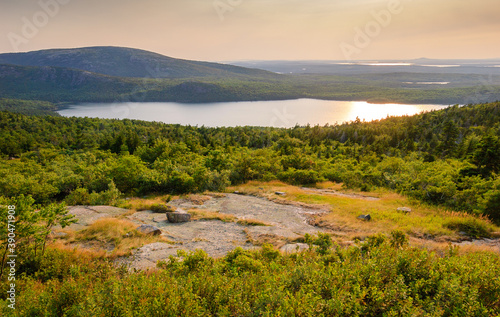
[{"left": 57, "top": 98, "right": 449, "bottom": 127}]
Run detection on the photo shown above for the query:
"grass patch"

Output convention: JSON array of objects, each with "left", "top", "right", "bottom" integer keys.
[
  {"left": 150, "top": 204, "right": 176, "bottom": 213},
  {"left": 230, "top": 181, "right": 499, "bottom": 239},
  {"left": 237, "top": 218, "right": 272, "bottom": 226},
  {"left": 444, "top": 217, "right": 494, "bottom": 238},
  {"left": 187, "top": 194, "right": 212, "bottom": 205},
  {"left": 66, "top": 218, "right": 168, "bottom": 257},
  {"left": 187, "top": 209, "right": 271, "bottom": 227},
  {"left": 118, "top": 195, "right": 177, "bottom": 211},
  {"left": 188, "top": 209, "right": 237, "bottom": 222},
  {"left": 205, "top": 192, "right": 227, "bottom": 198},
  {"left": 243, "top": 229, "right": 290, "bottom": 247}
]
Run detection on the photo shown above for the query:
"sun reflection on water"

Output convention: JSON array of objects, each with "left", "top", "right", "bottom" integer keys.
[{"left": 343, "top": 101, "right": 437, "bottom": 123}]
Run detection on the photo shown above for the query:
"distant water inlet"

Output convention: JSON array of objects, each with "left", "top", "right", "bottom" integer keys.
[{"left": 58, "top": 99, "right": 449, "bottom": 128}]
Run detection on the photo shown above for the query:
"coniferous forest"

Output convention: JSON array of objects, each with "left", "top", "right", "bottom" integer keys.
[
  {"left": 1, "top": 102, "right": 499, "bottom": 218},
  {"left": 1, "top": 100, "right": 500, "bottom": 315},
  {"left": 3, "top": 0, "right": 500, "bottom": 313}
]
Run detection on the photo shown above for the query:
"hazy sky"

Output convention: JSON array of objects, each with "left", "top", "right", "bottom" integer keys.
[{"left": 1, "top": 0, "right": 499, "bottom": 61}]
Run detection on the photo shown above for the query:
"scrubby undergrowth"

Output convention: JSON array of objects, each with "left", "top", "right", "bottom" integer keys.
[{"left": 1, "top": 233, "right": 499, "bottom": 316}]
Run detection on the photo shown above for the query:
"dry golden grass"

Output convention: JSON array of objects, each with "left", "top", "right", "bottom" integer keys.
[
  {"left": 409, "top": 237, "right": 500, "bottom": 255},
  {"left": 237, "top": 218, "right": 272, "bottom": 226},
  {"left": 230, "top": 181, "right": 500, "bottom": 240},
  {"left": 243, "top": 229, "right": 290, "bottom": 248},
  {"left": 117, "top": 209, "right": 137, "bottom": 219},
  {"left": 314, "top": 181, "right": 341, "bottom": 190},
  {"left": 49, "top": 239, "right": 108, "bottom": 259},
  {"left": 205, "top": 192, "right": 227, "bottom": 198},
  {"left": 188, "top": 209, "right": 271, "bottom": 227},
  {"left": 118, "top": 195, "right": 178, "bottom": 211},
  {"left": 187, "top": 209, "right": 237, "bottom": 222},
  {"left": 192, "top": 237, "right": 209, "bottom": 242},
  {"left": 229, "top": 180, "right": 287, "bottom": 196},
  {"left": 188, "top": 194, "right": 212, "bottom": 205},
  {"left": 59, "top": 218, "right": 170, "bottom": 258}
]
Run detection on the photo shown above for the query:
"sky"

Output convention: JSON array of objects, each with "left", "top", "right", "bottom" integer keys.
[{"left": 1, "top": 0, "right": 499, "bottom": 61}]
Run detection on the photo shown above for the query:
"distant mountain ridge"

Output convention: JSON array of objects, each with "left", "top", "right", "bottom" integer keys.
[
  {"left": 1, "top": 47, "right": 500, "bottom": 105},
  {"left": 0, "top": 46, "right": 276, "bottom": 78}
]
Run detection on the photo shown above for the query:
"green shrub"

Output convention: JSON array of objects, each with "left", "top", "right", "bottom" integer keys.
[
  {"left": 361, "top": 233, "right": 387, "bottom": 252},
  {"left": 390, "top": 230, "right": 409, "bottom": 248},
  {"left": 178, "top": 249, "right": 213, "bottom": 272},
  {"left": 232, "top": 254, "right": 263, "bottom": 272},
  {"left": 224, "top": 247, "right": 252, "bottom": 265},
  {"left": 64, "top": 188, "right": 91, "bottom": 205},
  {"left": 150, "top": 204, "right": 175, "bottom": 213},
  {"left": 278, "top": 168, "right": 322, "bottom": 185},
  {"left": 304, "top": 232, "right": 333, "bottom": 255},
  {"left": 94, "top": 181, "right": 121, "bottom": 206},
  {"left": 3, "top": 243, "right": 500, "bottom": 315},
  {"left": 445, "top": 218, "right": 491, "bottom": 238},
  {"left": 481, "top": 189, "right": 500, "bottom": 224},
  {"left": 65, "top": 181, "right": 121, "bottom": 206},
  {"left": 260, "top": 243, "right": 280, "bottom": 261}
]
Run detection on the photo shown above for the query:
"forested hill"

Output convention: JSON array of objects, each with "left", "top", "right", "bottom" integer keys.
[
  {"left": 0, "top": 46, "right": 276, "bottom": 79},
  {"left": 0, "top": 64, "right": 138, "bottom": 103},
  {"left": 3, "top": 48, "right": 500, "bottom": 105},
  {"left": 0, "top": 98, "right": 59, "bottom": 116},
  {"left": 0, "top": 102, "right": 499, "bottom": 221},
  {"left": 0, "top": 64, "right": 298, "bottom": 103}
]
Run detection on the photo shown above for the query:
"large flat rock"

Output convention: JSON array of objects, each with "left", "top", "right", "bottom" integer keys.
[
  {"left": 66, "top": 206, "right": 130, "bottom": 230},
  {"left": 68, "top": 194, "right": 330, "bottom": 270}
]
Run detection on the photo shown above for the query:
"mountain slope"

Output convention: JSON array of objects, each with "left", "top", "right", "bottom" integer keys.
[
  {"left": 0, "top": 46, "right": 276, "bottom": 79},
  {"left": 0, "top": 64, "right": 298, "bottom": 103},
  {"left": 0, "top": 64, "right": 138, "bottom": 102}
]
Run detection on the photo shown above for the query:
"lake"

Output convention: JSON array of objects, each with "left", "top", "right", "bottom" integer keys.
[{"left": 57, "top": 99, "right": 449, "bottom": 127}]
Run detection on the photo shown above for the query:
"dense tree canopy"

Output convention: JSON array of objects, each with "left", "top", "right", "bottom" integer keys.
[{"left": 0, "top": 101, "right": 499, "bottom": 221}]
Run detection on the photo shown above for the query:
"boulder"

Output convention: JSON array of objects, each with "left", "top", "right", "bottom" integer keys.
[
  {"left": 167, "top": 212, "right": 191, "bottom": 223},
  {"left": 357, "top": 214, "right": 371, "bottom": 221},
  {"left": 136, "top": 224, "right": 162, "bottom": 236},
  {"left": 275, "top": 191, "right": 286, "bottom": 196},
  {"left": 397, "top": 207, "right": 411, "bottom": 214}
]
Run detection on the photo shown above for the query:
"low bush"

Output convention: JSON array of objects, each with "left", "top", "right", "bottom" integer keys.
[
  {"left": 65, "top": 181, "right": 121, "bottom": 206},
  {"left": 149, "top": 203, "right": 175, "bottom": 213},
  {"left": 2, "top": 233, "right": 500, "bottom": 316},
  {"left": 445, "top": 218, "right": 492, "bottom": 238}
]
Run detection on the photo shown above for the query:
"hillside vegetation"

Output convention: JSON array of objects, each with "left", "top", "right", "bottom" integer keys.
[
  {"left": 1, "top": 239, "right": 500, "bottom": 316},
  {"left": 2, "top": 47, "right": 500, "bottom": 105},
  {"left": 2, "top": 65, "right": 499, "bottom": 105},
  {"left": 0, "top": 98, "right": 59, "bottom": 116},
  {"left": 1, "top": 102, "right": 500, "bottom": 315},
  {"left": 0, "top": 46, "right": 276, "bottom": 78},
  {"left": 0, "top": 102, "right": 499, "bottom": 220}
]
